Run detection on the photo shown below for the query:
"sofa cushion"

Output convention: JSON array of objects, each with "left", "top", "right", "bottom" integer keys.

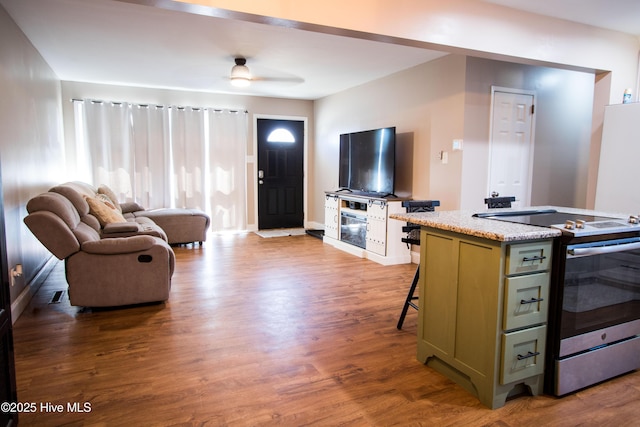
[
  {"left": 135, "top": 208, "right": 210, "bottom": 244},
  {"left": 119, "top": 201, "right": 145, "bottom": 215},
  {"left": 86, "top": 196, "right": 127, "bottom": 226},
  {"left": 81, "top": 235, "right": 156, "bottom": 254},
  {"left": 26, "top": 191, "right": 80, "bottom": 229},
  {"left": 24, "top": 192, "right": 100, "bottom": 259},
  {"left": 50, "top": 184, "right": 92, "bottom": 217}
]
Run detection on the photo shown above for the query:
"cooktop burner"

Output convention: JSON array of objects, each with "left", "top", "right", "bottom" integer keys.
[{"left": 474, "top": 209, "right": 640, "bottom": 237}]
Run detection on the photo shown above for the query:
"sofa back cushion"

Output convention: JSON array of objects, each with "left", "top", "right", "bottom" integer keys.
[
  {"left": 50, "top": 182, "right": 103, "bottom": 232},
  {"left": 49, "top": 182, "right": 94, "bottom": 213},
  {"left": 24, "top": 192, "right": 100, "bottom": 259}
]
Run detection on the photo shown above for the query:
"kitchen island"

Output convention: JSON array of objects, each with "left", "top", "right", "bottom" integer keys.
[
  {"left": 391, "top": 206, "right": 640, "bottom": 408},
  {"left": 390, "top": 207, "right": 567, "bottom": 408}
]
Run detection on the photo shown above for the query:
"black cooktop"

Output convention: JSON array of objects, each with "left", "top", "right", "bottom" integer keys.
[{"left": 474, "top": 209, "right": 617, "bottom": 227}]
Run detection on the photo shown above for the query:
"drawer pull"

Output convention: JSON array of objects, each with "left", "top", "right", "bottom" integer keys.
[
  {"left": 522, "top": 255, "right": 546, "bottom": 262},
  {"left": 520, "top": 297, "right": 544, "bottom": 305},
  {"left": 516, "top": 351, "right": 540, "bottom": 361}
]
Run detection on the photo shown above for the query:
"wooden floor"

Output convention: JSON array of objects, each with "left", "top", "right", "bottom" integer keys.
[{"left": 11, "top": 233, "right": 640, "bottom": 426}]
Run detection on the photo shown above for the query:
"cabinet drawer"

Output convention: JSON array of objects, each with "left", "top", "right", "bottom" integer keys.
[
  {"left": 503, "top": 272, "right": 549, "bottom": 331},
  {"left": 505, "top": 241, "right": 552, "bottom": 275},
  {"left": 501, "top": 325, "right": 546, "bottom": 385}
]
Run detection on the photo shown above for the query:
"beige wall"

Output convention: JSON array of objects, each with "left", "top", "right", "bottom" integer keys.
[
  {"left": 313, "top": 55, "right": 466, "bottom": 220},
  {"left": 312, "top": 54, "right": 598, "bottom": 224},
  {"left": 0, "top": 6, "right": 65, "bottom": 312},
  {"left": 61, "top": 81, "right": 314, "bottom": 229}
]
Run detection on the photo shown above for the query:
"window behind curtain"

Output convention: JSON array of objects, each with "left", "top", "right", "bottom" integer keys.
[{"left": 72, "top": 99, "right": 248, "bottom": 232}]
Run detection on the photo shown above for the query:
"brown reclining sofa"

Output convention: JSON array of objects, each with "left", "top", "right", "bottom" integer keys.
[{"left": 23, "top": 181, "right": 209, "bottom": 307}]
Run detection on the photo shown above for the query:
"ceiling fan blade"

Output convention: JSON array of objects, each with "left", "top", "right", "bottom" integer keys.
[{"left": 252, "top": 76, "right": 305, "bottom": 84}]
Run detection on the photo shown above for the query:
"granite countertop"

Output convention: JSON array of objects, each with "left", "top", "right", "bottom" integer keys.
[{"left": 389, "top": 206, "right": 628, "bottom": 242}]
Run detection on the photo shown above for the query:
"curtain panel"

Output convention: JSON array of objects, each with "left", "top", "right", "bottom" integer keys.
[{"left": 72, "top": 99, "right": 248, "bottom": 232}]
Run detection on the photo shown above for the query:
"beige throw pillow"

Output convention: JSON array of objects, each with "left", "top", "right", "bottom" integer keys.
[
  {"left": 96, "top": 193, "right": 117, "bottom": 210},
  {"left": 97, "top": 185, "right": 122, "bottom": 212},
  {"left": 86, "top": 196, "right": 127, "bottom": 227}
]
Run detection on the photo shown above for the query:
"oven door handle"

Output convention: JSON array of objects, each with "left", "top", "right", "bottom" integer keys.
[{"left": 568, "top": 240, "right": 640, "bottom": 257}]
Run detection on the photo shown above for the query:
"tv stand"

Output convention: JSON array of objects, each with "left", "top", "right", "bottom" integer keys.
[{"left": 323, "top": 191, "right": 410, "bottom": 266}]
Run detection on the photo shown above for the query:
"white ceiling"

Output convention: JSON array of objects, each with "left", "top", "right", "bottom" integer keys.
[{"left": 2, "top": 0, "right": 639, "bottom": 101}]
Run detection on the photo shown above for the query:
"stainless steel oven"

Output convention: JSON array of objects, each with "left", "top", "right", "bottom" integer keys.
[
  {"left": 477, "top": 209, "right": 640, "bottom": 396},
  {"left": 547, "top": 235, "right": 640, "bottom": 396}
]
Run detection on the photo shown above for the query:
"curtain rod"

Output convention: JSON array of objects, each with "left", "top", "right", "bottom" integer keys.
[{"left": 71, "top": 98, "right": 248, "bottom": 114}]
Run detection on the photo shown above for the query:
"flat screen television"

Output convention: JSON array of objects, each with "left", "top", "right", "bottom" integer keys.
[{"left": 338, "top": 126, "right": 396, "bottom": 196}]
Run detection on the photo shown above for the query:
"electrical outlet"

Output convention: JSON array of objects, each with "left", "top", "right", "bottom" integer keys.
[{"left": 10, "top": 264, "right": 22, "bottom": 287}]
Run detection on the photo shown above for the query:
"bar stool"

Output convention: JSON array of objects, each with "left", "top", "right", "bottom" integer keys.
[
  {"left": 397, "top": 200, "right": 440, "bottom": 330},
  {"left": 484, "top": 194, "right": 515, "bottom": 209}
]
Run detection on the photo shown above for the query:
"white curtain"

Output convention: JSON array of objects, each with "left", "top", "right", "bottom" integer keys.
[
  {"left": 73, "top": 99, "right": 248, "bottom": 232},
  {"left": 208, "top": 109, "right": 248, "bottom": 231},
  {"left": 130, "top": 104, "right": 172, "bottom": 209}
]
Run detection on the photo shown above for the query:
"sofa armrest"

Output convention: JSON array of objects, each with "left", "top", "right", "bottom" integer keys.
[
  {"left": 102, "top": 222, "right": 140, "bottom": 234},
  {"left": 120, "top": 201, "right": 146, "bottom": 214},
  {"left": 81, "top": 235, "right": 156, "bottom": 255}
]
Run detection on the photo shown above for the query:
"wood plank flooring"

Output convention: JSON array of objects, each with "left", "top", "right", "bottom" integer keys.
[{"left": 11, "top": 233, "right": 640, "bottom": 426}]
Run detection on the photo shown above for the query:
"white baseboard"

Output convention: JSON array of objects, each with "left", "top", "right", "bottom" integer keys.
[
  {"left": 247, "top": 221, "right": 323, "bottom": 232},
  {"left": 322, "top": 236, "right": 411, "bottom": 266},
  {"left": 305, "top": 221, "right": 324, "bottom": 230},
  {"left": 11, "top": 256, "right": 59, "bottom": 323},
  {"left": 410, "top": 250, "right": 420, "bottom": 264}
]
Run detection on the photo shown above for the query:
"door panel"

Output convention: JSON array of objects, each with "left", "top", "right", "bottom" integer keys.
[
  {"left": 257, "top": 119, "right": 304, "bottom": 229},
  {"left": 489, "top": 91, "right": 535, "bottom": 208}
]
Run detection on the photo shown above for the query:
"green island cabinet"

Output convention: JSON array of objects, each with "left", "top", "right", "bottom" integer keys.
[{"left": 417, "top": 227, "right": 552, "bottom": 409}]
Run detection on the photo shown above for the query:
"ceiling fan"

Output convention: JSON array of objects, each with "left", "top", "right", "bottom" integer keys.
[
  {"left": 229, "top": 57, "right": 304, "bottom": 87},
  {"left": 230, "top": 57, "right": 252, "bottom": 87}
]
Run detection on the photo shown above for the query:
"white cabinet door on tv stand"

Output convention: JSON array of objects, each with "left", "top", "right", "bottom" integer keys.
[
  {"left": 324, "top": 194, "right": 339, "bottom": 240},
  {"left": 366, "top": 203, "right": 387, "bottom": 256}
]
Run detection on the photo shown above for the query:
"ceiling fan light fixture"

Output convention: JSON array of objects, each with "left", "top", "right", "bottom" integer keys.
[{"left": 230, "top": 57, "right": 251, "bottom": 87}]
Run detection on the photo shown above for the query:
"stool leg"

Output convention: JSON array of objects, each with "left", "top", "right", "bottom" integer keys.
[{"left": 397, "top": 265, "right": 420, "bottom": 330}]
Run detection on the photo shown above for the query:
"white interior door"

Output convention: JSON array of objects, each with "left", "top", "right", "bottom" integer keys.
[{"left": 488, "top": 89, "right": 535, "bottom": 208}]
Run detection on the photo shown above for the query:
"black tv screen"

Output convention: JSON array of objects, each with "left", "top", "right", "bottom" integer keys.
[{"left": 338, "top": 127, "right": 396, "bottom": 195}]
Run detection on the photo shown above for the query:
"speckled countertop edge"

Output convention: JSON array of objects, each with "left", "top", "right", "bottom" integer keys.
[{"left": 389, "top": 206, "right": 630, "bottom": 242}]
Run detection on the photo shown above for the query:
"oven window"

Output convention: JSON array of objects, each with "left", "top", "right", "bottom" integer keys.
[{"left": 561, "top": 247, "right": 640, "bottom": 339}]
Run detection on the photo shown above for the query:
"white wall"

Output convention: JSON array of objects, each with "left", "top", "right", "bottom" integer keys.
[{"left": 461, "top": 57, "right": 596, "bottom": 211}]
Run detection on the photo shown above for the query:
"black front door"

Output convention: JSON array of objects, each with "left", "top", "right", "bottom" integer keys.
[{"left": 257, "top": 118, "right": 304, "bottom": 229}]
